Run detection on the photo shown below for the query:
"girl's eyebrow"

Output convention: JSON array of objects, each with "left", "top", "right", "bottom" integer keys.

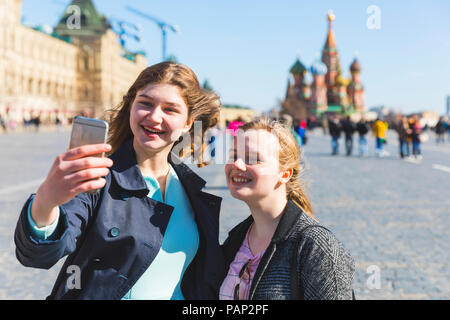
[{"left": 137, "top": 93, "right": 182, "bottom": 108}]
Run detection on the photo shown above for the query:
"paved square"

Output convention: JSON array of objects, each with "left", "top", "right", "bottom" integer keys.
[{"left": 0, "top": 128, "right": 448, "bottom": 299}]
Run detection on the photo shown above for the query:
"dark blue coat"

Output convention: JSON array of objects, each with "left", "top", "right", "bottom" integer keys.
[{"left": 14, "top": 139, "right": 224, "bottom": 300}]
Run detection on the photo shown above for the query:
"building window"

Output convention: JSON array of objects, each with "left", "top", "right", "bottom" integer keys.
[
  {"left": 83, "top": 86, "right": 89, "bottom": 99},
  {"left": 83, "top": 57, "right": 89, "bottom": 71}
]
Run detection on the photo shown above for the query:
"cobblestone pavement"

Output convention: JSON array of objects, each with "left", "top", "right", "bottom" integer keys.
[{"left": 0, "top": 128, "right": 449, "bottom": 299}]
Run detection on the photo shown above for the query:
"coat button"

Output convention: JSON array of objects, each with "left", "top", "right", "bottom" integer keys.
[{"left": 109, "top": 227, "right": 120, "bottom": 237}]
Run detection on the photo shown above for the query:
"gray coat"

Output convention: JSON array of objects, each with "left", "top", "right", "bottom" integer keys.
[{"left": 220, "top": 200, "right": 355, "bottom": 300}]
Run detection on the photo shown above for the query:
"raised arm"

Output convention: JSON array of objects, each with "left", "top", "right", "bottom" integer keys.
[{"left": 14, "top": 144, "right": 113, "bottom": 269}]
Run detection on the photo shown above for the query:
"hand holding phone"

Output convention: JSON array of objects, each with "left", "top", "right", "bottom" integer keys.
[
  {"left": 69, "top": 116, "right": 109, "bottom": 159},
  {"left": 31, "top": 117, "right": 113, "bottom": 228}
]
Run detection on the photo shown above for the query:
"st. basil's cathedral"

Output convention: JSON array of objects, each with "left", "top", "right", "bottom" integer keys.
[{"left": 281, "top": 11, "right": 365, "bottom": 120}]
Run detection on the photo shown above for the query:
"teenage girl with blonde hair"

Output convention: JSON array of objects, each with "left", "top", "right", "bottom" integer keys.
[{"left": 219, "top": 117, "right": 355, "bottom": 300}]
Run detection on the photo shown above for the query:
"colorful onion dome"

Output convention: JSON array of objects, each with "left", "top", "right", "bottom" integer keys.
[
  {"left": 335, "top": 75, "right": 349, "bottom": 87},
  {"left": 290, "top": 58, "right": 307, "bottom": 76},
  {"left": 350, "top": 58, "right": 362, "bottom": 73},
  {"left": 310, "top": 60, "right": 328, "bottom": 75}
]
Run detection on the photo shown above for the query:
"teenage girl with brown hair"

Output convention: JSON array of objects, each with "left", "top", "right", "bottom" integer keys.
[{"left": 14, "top": 61, "right": 225, "bottom": 300}]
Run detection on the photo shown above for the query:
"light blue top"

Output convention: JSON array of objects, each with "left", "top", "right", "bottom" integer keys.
[
  {"left": 122, "top": 165, "right": 199, "bottom": 300},
  {"left": 27, "top": 164, "right": 199, "bottom": 300},
  {"left": 27, "top": 196, "right": 60, "bottom": 240}
]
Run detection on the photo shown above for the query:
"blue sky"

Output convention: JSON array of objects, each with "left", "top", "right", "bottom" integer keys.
[{"left": 21, "top": 0, "right": 450, "bottom": 114}]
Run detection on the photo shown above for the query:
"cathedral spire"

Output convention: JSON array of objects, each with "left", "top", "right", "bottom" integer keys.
[
  {"left": 324, "top": 10, "right": 337, "bottom": 51},
  {"left": 321, "top": 9, "right": 341, "bottom": 104}
]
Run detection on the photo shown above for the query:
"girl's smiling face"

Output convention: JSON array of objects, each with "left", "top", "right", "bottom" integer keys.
[
  {"left": 130, "top": 83, "right": 192, "bottom": 155},
  {"left": 225, "top": 129, "right": 286, "bottom": 202}
]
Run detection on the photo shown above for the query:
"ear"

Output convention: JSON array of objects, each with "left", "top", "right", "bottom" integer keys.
[
  {"left": 182, "top": 118, "right": 194, "bottom": 135},
  {"left": 279, "top": 168, "right": 293, "bottom": 184}
]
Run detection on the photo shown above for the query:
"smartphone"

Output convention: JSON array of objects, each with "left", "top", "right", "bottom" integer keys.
[{"left": 68, "top": 116, "right": 109, "bottom": 194}]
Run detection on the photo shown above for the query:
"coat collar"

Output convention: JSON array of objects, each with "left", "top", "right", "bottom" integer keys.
[
  {"left": 228, "top": 200, "right": 304, "bottom": 244},
  {"left": 271, "top": 200, "right": 305, "bottom": 243},
  {"left": 168, "top": 154, "right": 206, "bottom": 192},
  {"left": 109, "top": 138, "right": 206, "bottom": 195}
]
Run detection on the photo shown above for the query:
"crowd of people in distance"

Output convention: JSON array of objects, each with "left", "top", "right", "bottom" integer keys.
[
  {"left": 0, "top": 112, "right": 66, "bottom": 133},
  {"left": 327, "top": 115, "right": 386, "bottom": 157},
  {"left": 225, "top": 115, "right": 318, "bottom": 151},
  {"left": 0, "top": 109, "right": 93, "bottom": 134},
  {"left": 324, "top": 114, "right": 450, "bottom": 161},
  {"left": 221, "top": 113, "right": 450, "bottom": 164}
]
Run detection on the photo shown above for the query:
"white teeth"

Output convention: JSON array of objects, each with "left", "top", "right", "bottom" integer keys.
[
  {"left": 143, "top": 127, "right": 164, "bottom": 134},
  {"left": 232, "top": 177, "right": 251, "bottom": 183}
]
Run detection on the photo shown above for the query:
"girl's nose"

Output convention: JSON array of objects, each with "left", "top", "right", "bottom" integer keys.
[
  {"left": 233, "top": 158, "right": 247, "bottom": 171},
  {"left": 146, "top": 106, "right": 163, "bottom": 123}
]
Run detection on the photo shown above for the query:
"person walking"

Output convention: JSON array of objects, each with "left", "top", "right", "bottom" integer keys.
[
  {"left": 33, "top": 113, "right": 41, "bottom": 132},
  {"left": 299, "top": 119, "right": 308, "bottom": 146},
  {"left": 372, "top": 118, "right": 388, "bottom": 157},
  {"left": 356, "top": 117, "right": 369, "bottom": 156},
  {"left": 341, "top": 116, "right": 355, "bottom": 156},
  {"left": 328, "top": 115, "right": 341, "bottom": 155},
  {"left": 435, "top": 117, "right": 446, "bottom": 144},
  {"left": 395, "top": 116, "right": 412, "bottom": 159},
  {"left": 227, "top": 117, "right": 245, "bottom": 137},
  {"left": 411, "top": 115, "right": 423, "bottom": 160},
  {"left": 0, "top": 114, "right": 7, "bottom": 133},
  {"left": 14, "top": 62, "right": 225, "bottom": 300},
  {"left": 447, "top": 117, "right": 450, "bottom": 141},
  {"left": 219, "top": 118, "right": 355, "bottom": 300},
  {"left": 293, "top": 118, "right": 307, "bottom": 147},
  {"left": 283, "top": 115, "right": 302, "bottom": 149}
]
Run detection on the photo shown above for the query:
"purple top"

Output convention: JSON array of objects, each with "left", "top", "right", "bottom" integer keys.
[{"left": 219, "top": 224, "right": 266, "bottom": 300}]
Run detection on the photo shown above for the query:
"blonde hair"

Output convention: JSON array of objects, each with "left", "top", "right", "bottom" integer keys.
[
  {"left": 106, "top": 61, "right": 221, "bottom": 166},
  {"left": 241, "top": 117, "right": 314, "bottom": 217}
]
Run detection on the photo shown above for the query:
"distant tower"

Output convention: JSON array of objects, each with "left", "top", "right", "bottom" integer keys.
[
  {"left": 282, "top": 57, "right": 311, "bottom": 120},
  {"left": 321, "top": 10, "right": 341, "bottom": 105},
  {"left": 310, "top": 59, "right": 328, "bottom": 114},
  {"left": 289, "top": 57, "right": 310, "bottom": 100},
  {"left": 289, "top": 58, "right": 306, "bottom": 87},
  {"left": 54, "top": 0, "right": 111, "bottom": 115},
  {"left": 347, "top": 58, "right": 365, "bottom": 112}
]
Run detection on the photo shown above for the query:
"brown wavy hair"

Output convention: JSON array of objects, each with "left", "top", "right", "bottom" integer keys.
[
  {"left": 106, "top": 61, "right": 221, "bottom": 166},
  {"left": 240, "top": 117, "right": 314, "bottom": 218}
]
